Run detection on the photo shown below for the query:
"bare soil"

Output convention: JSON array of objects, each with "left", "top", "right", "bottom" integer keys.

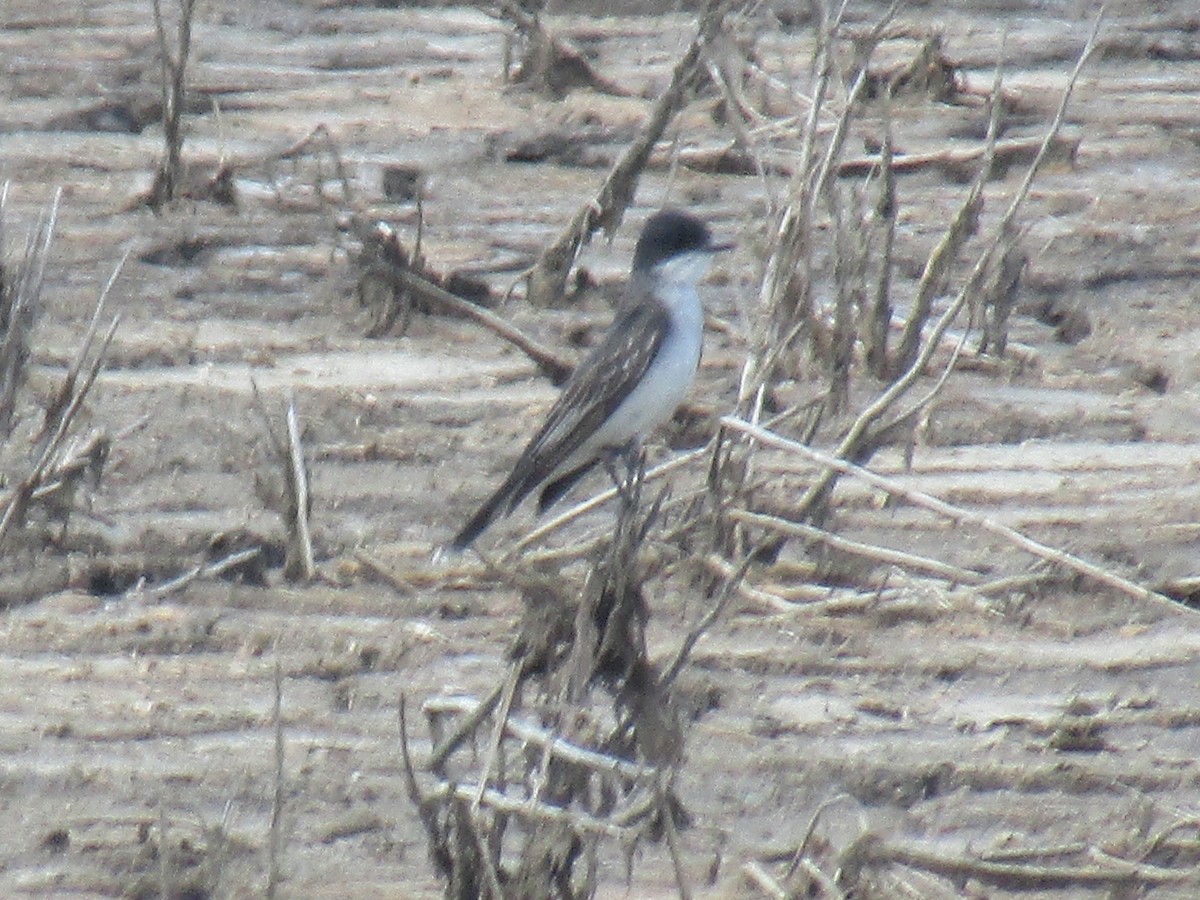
[{"left": 3, "top": 1, "right": 1200, "bottom": 897}]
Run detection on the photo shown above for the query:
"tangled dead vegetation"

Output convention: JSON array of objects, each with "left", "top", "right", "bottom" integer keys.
[
  {"left": 381, "top": 3, "right": 1200, "bottom": 897},
  {"left": 0, "top": 190, "right": 122, "bottom": 598}
]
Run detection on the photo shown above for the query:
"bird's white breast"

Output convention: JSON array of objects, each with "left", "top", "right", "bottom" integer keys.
[{"left": 572, "top": 281, "right": 704, "bottom": 462}]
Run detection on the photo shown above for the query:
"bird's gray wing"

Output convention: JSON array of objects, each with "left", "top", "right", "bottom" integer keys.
[
  {"left": 451, "top": 290, "right": 667, "bottom": 549},
  {"left": 503, "top": 293, "right": 669, "bottom": 509}
]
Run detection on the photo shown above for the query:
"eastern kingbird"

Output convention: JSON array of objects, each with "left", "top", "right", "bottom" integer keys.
[{"left": 451, "top": 209, "right": 729, "bottom": 550}]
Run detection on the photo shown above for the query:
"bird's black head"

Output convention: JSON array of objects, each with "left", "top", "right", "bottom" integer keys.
[{"left": 631, "top": 208, "right": 717, "bottom": 273}]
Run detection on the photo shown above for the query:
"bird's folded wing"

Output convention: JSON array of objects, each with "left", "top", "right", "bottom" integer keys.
[{"left": 505, "top": 296, "right": 669, "bottom": 507}]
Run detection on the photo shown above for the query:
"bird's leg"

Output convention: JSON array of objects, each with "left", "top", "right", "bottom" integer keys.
[{"left": 602, "top": 442, "right": 645, "bottom": 512}]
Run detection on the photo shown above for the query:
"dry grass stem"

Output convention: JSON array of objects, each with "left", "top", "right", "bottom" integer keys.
[
  {"left": 267, "top": 658, "right": 285, "bottom": 900},
  {"left": 384, "top": 257, "right": 573, "bottom": 383},
  {"left": 721, "top": 416, "right": 1187, "bottom": 615},
  {"left": 148, "top": 0, "right": 198, "bottom": 207},
  {"left": 524, "top": 0, "right": 739, "bottom": 307},
  {"left": 124, "top": 547, "right": 262, "bottom": 603},
  {"left": 843, "top": 835, "right": 1197, "bottom": 891},
  {"left": 509, "top": 444, "right": 710, "bottom": 553},
  {"left": 285, "top": 397, "right": 315, "bottom": 580},
  {"left": 0, "top": 240, "right": 122, "bottom": 549},
  {"left": 782, "top": 19, "right": 1099, "bottom": 530},
  {"left": 423, "top": 696, "right": 657, "bottom": 782},
  {"left": 730, "top": 508, "right": 984, "bottom": 584}
]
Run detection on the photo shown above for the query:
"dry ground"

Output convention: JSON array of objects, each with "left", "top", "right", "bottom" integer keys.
[{"left": 3, "top": 0, "right": 1200, "bottom": 897}]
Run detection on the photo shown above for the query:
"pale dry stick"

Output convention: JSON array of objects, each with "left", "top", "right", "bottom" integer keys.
[
  {"left": 786, "top": 792, "right": 854, "bottom": 881},
  {"left": 793, "top": 858, "right": 845, "bottom": 899},
  {"left": 661, "top": 547, "right": 759, "bottom": 687},
  {"left": 378, "top": 254, "right": 573, "bottom": 383},
  {"left": 424, "top": 696, "right": 657, "bottom": 782},
  {"left": 508, "top": 445, "right": 710, "bottom": 552},
  {"left": 721, "top": 416, "right": 1186, "bottom": 615},
  {"left": 285, "top": 396, "right": 315, "bottom": 580},
  {"left": 37, "top": 247, "right": 128, "bottom": 444},
  {"left": 352, "top": 551, "right": 416, "bottom": 595},
  {"left": 729, "top": 509, "right": 984, "bottom": 584},
  {"left": 1144, "top": 816, "right": 1200, "bottom": 859},
  {"left": 863, "top": 836, "right": 1194, "bottom": 890},
  {"left": 0, "top": 186, "right": 56, "bottom": 436},
  {"left": 742, "top": 0, "right": 851, "bottom": 407},
  {"left": 428, "top": 781, "right": 632, "bottom": 840},
  {"left": 838, "top": 133, "right": 1080, "bottom": 178},
  {"left": 157, "top": 797, "right": 170, "bottom": 900},
  {"left": 514, "top": 533, "right": 608, "bottom": 566},
  {"left": 702, "top": 553, "right": 824, "bottom": 609},
  {"left": 427, "top": 682, "right": 506, "bottom": 770},
  {"left": 267, "top": 659, "right": 285, "bottom": 900},
  {"left": 660, "top": 774, "right": 693, "bottom": 900},
  {"left": 126, "top": 547, "right": 261, "bottom": 603},
  {"left": 753, "top": 0, "right": 892, "bottom": 319},
  {"left": 963, "top": 571, "right": 1055, "bottom": 598},
  {"left": 703, "top": 52, "right": 775, "bottom": 204},
  {"left": 742, "top": 860, "right": 789, "bottom": 899},
  {"left": 981, "top": 841, "right": 1090, "bottom": 863},
  {"left": 891, "top": 38, "right": 1006, "bottom": 375},
  {"left": 469, "top": 662, "right": 522, "bottom": 811},
  {"left": 398, "top": 696, "right": 448, "bottom": 861},
  {"left": 150, "top": 0, "right": 197, "bottom": 203}
]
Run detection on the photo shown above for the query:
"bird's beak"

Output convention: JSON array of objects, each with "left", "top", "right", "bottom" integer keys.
[{"left": 709, "top": 241, "right": 735, "bottom": 254}]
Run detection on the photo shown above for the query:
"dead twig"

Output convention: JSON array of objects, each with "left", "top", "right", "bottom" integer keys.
[
  {"left": 0, "top": 184, "right": 55, "bottom": 439},
  {"left": 509, "top": 444, "right": 710, "bottom": 553},
  {"left": 285, "top": 397, "right": 315, "bottom": 581},
  {"left": 729, "top": 509, "right": 985, "bottom": 585},
  {"left": 124, "top": 547, "right": 262, "bottom": 603},
  {"left": 249, "top": 386, "right": 316, "bottom": 582},
  {"left": 720, "top": 416, "right": 1188, "bottom": 616},
  {"left": 377, "top": 249, "right": 573, "bottom": 384},
  {"left": 424, "top": 696, "right": 657, "bottom": 782},
  {"left": 148, "top": 0, "right": 198, "bottom": 208},
  {"left": 842, "top": 834, "right": 1197, "bottom": 891},
  {"left": 266, "top": 658, "right": 285, "bottom": 900},
  {"left": 790, "top": 19, "right": 1099, "bottom": 524},
  {"left": 0, "top": 261, "right": 122, "bottom": 548},
  {"left": 496, "top": 0, "right": 631, "bottom": 99},
  {"left": 524, "top": 0, "right": 738, "bottom": 307}
]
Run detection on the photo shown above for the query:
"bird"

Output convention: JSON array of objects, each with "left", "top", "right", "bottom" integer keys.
[{"left": 450, "top": 208, "right": 730, "bottom": 550}]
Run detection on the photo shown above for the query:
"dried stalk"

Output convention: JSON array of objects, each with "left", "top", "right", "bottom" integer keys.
[
  {"left": 423, "top": 696, "right": 657, "bottom": 782},
  {"left": 720, "top": 416, "right": 1187, "bottom": 615},
  {"left": 730, "top": 508, "right": 985, "bottom": 584},
  {"left": 149, "top": 0, "right": 198, "bottom": 207},
  {"left": 385, "top": 258, "right": 572, "bottom": 384},
  {"left": 0, "top": 257, "right": 122, "bottom": 548},
  {"left": 789, "top": 18, "right": 1100, "bottom": 524},
  {"left": 523, "top": 0, "right": 738, "bottom": 307},
  {"left": 0, "top": 185, "right": 57, "bottom": 438},
  {"left": 842, "top": 834, "right": 1196, "bottom": 891},
  {"left": 285, "top": 397, "right": 315, "bottom": 580},
  {"left": 125, "top": 547, "right": 262, "bottom": 603}
]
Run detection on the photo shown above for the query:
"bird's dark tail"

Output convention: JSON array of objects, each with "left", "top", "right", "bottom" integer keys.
[{"left": 451, "top": 484, "right": 511, "bottom": 549}]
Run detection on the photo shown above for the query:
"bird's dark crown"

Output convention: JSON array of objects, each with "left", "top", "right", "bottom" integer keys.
[{"left": 632, "top": 208, "right": 714, "bottom": 273}]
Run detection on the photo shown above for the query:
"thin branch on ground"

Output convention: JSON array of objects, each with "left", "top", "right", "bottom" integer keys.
[
  {"left": 730, "top": 508, "right": 985, "bottom": 584},
  {"left": 841, "top": 834, "right": 1196, "bottom": 891},
  {"left": 124, "top": 547, "right": 262, "bottom": 603},
  {"left": 721, "top": 416, "right": 1187, "bottom": 615}
]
